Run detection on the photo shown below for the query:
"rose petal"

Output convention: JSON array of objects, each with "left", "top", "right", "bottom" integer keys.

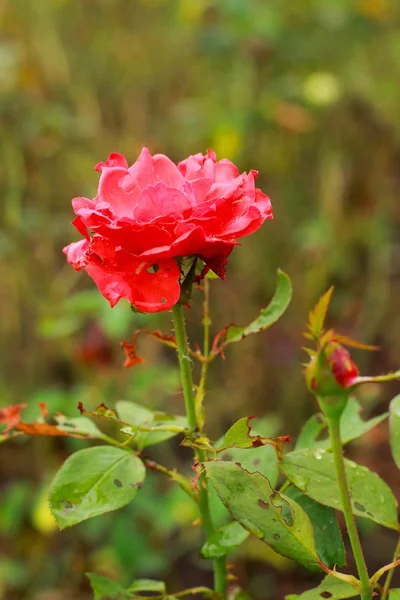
[
  {"left": 63, "top": 239, "right": 89, "bottom": 270},
  {"left": 95, "top": 152, "right": 129, "bottom": 172},
  {"left": 153, "top": 154, "right": 185, "bottom": 188},
  {"left": 85, "top": 258, "right": 180, "bottom": 312},
  {"left": 133, "top": 182, "right": 192, "bottom": 223}
]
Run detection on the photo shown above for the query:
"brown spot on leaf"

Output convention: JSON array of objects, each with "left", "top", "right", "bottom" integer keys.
[
  {"left": 258, "top": 499, "right": 269, "bottom": 509},
  {"left": 130, "top": 481, "right": 143, "bottom": 489},
  {"left": 320, "top": 593, "right": 333, "bottom": 599}
]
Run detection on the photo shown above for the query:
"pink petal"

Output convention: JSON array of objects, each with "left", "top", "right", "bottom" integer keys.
[
  {"left": 63, "top": 240, "right": 89, "bottom": 270},
  {"left": 127, "top": 147, "right": 155, "bottom": 189},
  {"left": 153, "top": 154, "right": 185, "bottom": 188},
  {"left": 133, "top": 182, "right": 192, "bottom": 223},
  {"left": 95, "top": 153, "right": 129, "bottom": 172},
  {"left": 97, "top": 166, "right": 140, "bottom": 218}
]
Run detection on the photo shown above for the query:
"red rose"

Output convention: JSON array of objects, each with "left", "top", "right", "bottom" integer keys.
[{"left": 63, "top": 148, "right": 272, "bottom": 312}]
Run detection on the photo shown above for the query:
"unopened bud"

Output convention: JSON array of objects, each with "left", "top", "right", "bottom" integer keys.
[{"left": 305, "top": 342, "right": 359, "bottom": 398}]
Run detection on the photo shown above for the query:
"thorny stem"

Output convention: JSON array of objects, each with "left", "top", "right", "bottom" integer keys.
[
  {"left": 195, "top": 277, "right": 211, "bottom": 427},
  {"left": 328, "top": 415, "right": 372, "bottom": 600},
  {"left": 171, "top": 302, "right": 227, "bottom": 599},
  {"left": 382, "top": 536, "right": 400, "bottom": 600}
]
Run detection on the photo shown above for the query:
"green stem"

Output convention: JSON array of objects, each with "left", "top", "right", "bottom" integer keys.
[
  {"left": 328, "top": 415, "right": 372, "bottom": 600},
  {"left": 172, "top": 303, "right": 227, "bottom": 598},
  {"left": 382, "top": 537, "right": 400, "bottom": 600}
]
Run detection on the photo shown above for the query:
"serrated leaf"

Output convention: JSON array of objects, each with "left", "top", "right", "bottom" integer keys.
[
  {"left": 389, "top": 395, "right": 400, "bottom": 469},
  {"left": 218, "top": 417, "right": 282, "bottom": 488},
  {"left": 281, "top": 448, "right": 398, "bottom": 530},
  {"left": 213, "top": 270, "right": 292, "bottom": 352},
  {"left": 205, "top": 461, "right": 321, "bottom": 570},
  {"left": 116, "top": 401, "right": 187, "bottom": 450},
  {"left": 201, "top": 521, "right": 249, "bottom": 559},
  {"left": 54, "top": 415, "right": 105, "bottom": 439},
  {"left": 284, "top": 487, "right": 345, "bottom": 567},
  {"left": 307, "top": 287, "right": 334, "bottom": 339},
  {"left": 295, "top": 576, "right": 358, "bottom": 599},
  {"left": 217, "top": 417, "right": 289, "bottom": 455},
  {"left": 49, "top": 446, "right": 145, "bottom": 528},
  {"left": 295, "top": 398, "right": 387, "bottom": 451},
  {"left": 87, "top": 573, "right": 131, "bottom": 600}
]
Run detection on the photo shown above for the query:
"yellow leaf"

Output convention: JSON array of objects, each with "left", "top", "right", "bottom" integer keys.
[{"left": 307, "top": 287, "right": 334, "bottom": 339}]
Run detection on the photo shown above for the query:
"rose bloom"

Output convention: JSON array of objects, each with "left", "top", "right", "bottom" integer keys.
[{"left": 64, "top": 148, "right": 272, "bottom": 312}]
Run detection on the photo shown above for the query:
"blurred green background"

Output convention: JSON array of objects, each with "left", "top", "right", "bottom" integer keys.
[{"left": 1, "top": 0, "right": 400, "bottom": 598}]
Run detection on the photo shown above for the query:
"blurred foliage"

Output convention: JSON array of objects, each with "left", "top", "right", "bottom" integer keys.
[{"left": 1, "top": 0, "right": 400, "bottom": 598}]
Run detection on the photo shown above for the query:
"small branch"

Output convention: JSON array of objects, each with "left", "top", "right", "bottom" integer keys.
[
  {"left": 148, "top": 586, "right": 217, "bottom": 600},
  {"left": 142, "top": 456, "right": 198, "bottom": 503},
  {"left": 381, "top": 535, "right": 400, "bottom": 599}
]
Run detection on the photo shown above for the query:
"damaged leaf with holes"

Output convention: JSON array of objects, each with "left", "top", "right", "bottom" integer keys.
[
  {"left": 294, "top": 575, "right": 358, "bottom": 599},
  {"left": 216, "top": 416, "right": 290, "bottom": 455},
  {"left": 281, "top": 448, "right": 398, "bottom": 530},
  {"left": 218, "top": 417, "right": 282, "bottom": 487},
  {"left": 49, "top": 446, "right": 145, "bottom": 528},
  {"left": 205, "top": 461, "right": 322, "bottom": 570},
  {"left": 284, "top": 486, "right": 345, "bottom": 567}
]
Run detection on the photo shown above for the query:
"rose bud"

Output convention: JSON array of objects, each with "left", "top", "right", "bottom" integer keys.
[{"left": 305, "top": 342, "right": 359, "bottom": 398}]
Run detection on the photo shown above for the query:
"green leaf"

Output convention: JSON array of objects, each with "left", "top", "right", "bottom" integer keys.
[
  {"left": 116, "top": 401, "right": 187, "bottom": 450},
  {"left": 295, "top": 414, "right": 327, "bottom": 451},
  {"left": 295, "top": 398, "right": 387, "bottom": 451},
  {"left": 49, "top": 446, "right": 145, "bottom": 529},
  {"left": 219, "top": 417, "right": 282, "bottom": 488},
  {"left": 54, "top": 415, "right": 105, "bottom": 439},
  {"left": 215, "top": 270, "right": 292, "bottom": 351},
  {"left": 281, "top": 448, "right": 398, "bottom": 530},
  {"left": 127, "top": 579, "right": 166, "bottom": 594},
  {"left": 295, "top": 576, "right": 358, "bottom": 599},
  {"left": 284, "top": 486, "right": 345, "bottom": 567},
  {"left": 389, "top": 395, "right": 400, "bottom": 469},
  {"left": 389, "top": 590, "right": 400, "bottom": 599},
  {"left": 218, "top": 416, "right": 288, "bottom": 453},
  {"left": 201, "top": 521, "right": 249, "bottom": 559},
  {"left": 87, "top": 573, "right": 131, "bottom": 600},
  {"left": 205, "top": 461, "right": 321, "bottom": 570}
]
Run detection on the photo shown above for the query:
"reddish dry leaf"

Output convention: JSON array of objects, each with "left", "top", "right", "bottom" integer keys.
[
  {"left": 121, "top": 335, "right": 145, "bottom": 368},
  {"left": 121, "top": 328, "right": 201, "bottom": 368},
  {"left": 15, "top": 421, "right": 84, "bottom": 438},
  {"left": 78, "top": 402, "right": 122, "bottom": 424},
  {"left": 0, "top": 403, "right": 28, "bottom": 435},
  {"left": 38, "top": 402, "right": 48, "bottom": 418}
]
